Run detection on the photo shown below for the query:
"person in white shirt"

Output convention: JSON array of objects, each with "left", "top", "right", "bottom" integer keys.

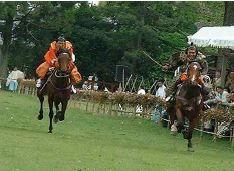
[
  {"left": 7, "top": 67, "right": 25, "bottom": 92},
  {"left": 155, "top": 82, "right": 166, "bottom": 99},
  {"left": 82, "top": 81, "right": 88, "bottom": 90}
]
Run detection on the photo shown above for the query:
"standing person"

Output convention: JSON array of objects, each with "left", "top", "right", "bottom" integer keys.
[
  {"left": 155, "top": 82, "right": 166, "bottom": 100},
  {"left": 36, "top": 35, "right": 82, "bottom": 93},
  {"left": 153, "top": 82, "right": 167, "bottom": 124},
  {"left": 7, "top": 67, "right": 25, "bottom": 92}
]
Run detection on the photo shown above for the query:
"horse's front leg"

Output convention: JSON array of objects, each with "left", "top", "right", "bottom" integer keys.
[
  {"left": 37, "top": 94, "right": 44, "bottom": 120},
  {"left": 167, "top": 103, "right": 176, "bottom": 128},
  {"left": 176, "top": 108, "right": 184, "bottom": 133},
  {"left": 53, "top": 100, "right": 60, "bottom": 124},
  {"left": 186, "top": 116, "right": 199, "bottom": 152},
  {"left": 59, "top": 100, "right": 68, "bottom": 121},
  {"left": 48, "top": 97, "right": 54, "bottom": 133}
]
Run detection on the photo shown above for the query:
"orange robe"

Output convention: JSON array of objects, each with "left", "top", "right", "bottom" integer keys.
[{"left": 36, "top": 41, "right": 82, "bottom": 84}]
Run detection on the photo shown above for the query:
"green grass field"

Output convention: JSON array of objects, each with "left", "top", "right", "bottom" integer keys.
[{"left": 0, "top": 90, "right": 233, "bottom": 171}]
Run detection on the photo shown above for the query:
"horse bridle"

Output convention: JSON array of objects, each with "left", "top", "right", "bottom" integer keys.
[
  {"left": 186, "top": 62, "right": 201, "bottom": 82},
  {"left": 55, "top": 69, "right": 70, "bottom": 78},
  {"left": 186, "top": 62, "right": 201, "bottom": 73}
]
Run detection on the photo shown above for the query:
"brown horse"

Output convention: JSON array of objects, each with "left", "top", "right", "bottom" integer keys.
[
  {"left": 37, "top": 48, "right": 72, "bottom": 133},
  {"left": 168, "top": 62, "right": 203, "bottom": 152}
]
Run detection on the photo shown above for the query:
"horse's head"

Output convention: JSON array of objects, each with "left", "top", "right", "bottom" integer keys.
[
  {"left": 56, "top": 48, "right": 71, "bottom": 73},
  {"left": 187, "top": 62, "right": 201, "bottom": 85}
]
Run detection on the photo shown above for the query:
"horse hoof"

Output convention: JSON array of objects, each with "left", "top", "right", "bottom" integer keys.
[
  {"left": 170, "top": 131, "right": 178, "bottom": 136},
  {"left": 59, "top": 115, "right": 64, "bottom": 121},
  {"left": 187, "top": 148, "right": 194, "bottom": 152},
  {"left": 53, "top": 115, "right": 58, "bottom": 124},
  {"left": 37, "top": 115, "right": 43, "bottom": 120},
  {"left": 48, "top": 130, "right": 52, "bottom": 133}
]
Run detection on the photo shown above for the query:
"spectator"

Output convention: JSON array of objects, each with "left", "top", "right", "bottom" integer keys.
[
  {"left": 203, "top": 75, "right": 212, "bottom": 89},
  {"left": 88, "top": 73, "right": 98, "bottom": 90},
  {"left": 82, "top": 81, "right": 88, "bottom": 90},
  {"left": 225, "top": 71, "right": 234, "bottom": 93},
  {"left": 216, "top": 91, "right": 234, "bottom": 137},
  {"left": 7, "top": 67, "right": 25, "bottom": 92},
  {"left": 155, "top": 82, "right": 166, "bottom": 99},
  {"left": 205, "top": 86, "right": 229, "bottom": 106},
  {"left": 152, "top": 82, "right": 167, "bottom": 125}
]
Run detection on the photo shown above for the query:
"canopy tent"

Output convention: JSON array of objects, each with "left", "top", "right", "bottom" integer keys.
[{"left": 187, "top": 26, "right": 234, "bottom": 49}]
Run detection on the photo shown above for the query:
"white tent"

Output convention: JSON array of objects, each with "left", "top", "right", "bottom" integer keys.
[{"left": 187, "top": 26, "right": 234, "bottom": 49}]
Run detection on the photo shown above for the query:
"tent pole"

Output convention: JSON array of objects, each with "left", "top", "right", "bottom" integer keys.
[{"left": 220, "top": 49, "right": 228, "bottom": 87}]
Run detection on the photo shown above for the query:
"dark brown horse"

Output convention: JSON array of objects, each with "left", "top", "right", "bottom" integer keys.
[
  {"left": 37, "top": 48, "right": 72, "bottom": 133},
  {"left": 168, "top": 62, "right": 203, "bottom": 152}
]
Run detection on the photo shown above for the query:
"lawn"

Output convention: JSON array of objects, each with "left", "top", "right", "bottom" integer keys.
[{"left": 0, "top": 90, "right": 233, "bottom": 171}]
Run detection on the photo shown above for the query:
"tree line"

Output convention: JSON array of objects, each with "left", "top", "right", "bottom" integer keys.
[{"left": 0, "top": 1, "right": 229, "bottom": 83}]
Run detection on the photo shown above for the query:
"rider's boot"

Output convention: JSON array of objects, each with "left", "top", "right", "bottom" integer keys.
[
  {"left": 203, "top": 103, "right": 210, "bottom": 110},
  {"left": 71, "top": 85, "right": 77, "bottom": 94},
  {"left": 36, "top": 78, "right": 45, "bottom": 88}
]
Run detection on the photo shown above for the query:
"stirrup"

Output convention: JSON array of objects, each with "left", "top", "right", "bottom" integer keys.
[
  {"left": 49, "top": 67, "right": 55, "bottom": 71},
  {"left": 203, "top": 103, "right": 210, "bottom": 110},
  {"left": 166, "top": 96, "right": 172, "bottom": 102},
  {"left": 71, "top": 85, "right": 77, "bottom": 94}
]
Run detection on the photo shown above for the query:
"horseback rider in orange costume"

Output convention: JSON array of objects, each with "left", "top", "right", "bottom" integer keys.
[{"left": 36, "top": 35, "right": 82, "bottom": 93}]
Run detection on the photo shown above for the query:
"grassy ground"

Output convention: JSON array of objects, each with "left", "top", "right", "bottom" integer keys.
[{"left": 0, "top": 90, "right": 233, "bottom": 171}]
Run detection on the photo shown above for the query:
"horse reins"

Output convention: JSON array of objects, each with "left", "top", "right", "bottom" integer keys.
[
  {"left": 39, "top": 69, "right": 57, "bottom": 92},
  {"left": 49, "top": 69, "right": 71, "bottom": 91},
  {"left": 39, "top": 69, "right": 71, "bottom": 92}
]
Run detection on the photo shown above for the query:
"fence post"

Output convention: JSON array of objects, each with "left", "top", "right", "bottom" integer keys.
[
  {"left": 85, "top": 100, "right": 89, "bottom": 111},
  {"left": 109, "top": 102, "right": 113, "bottom": 115},
  {"left": 200, "top": 117, "right": 204, "bottom": 138}
]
